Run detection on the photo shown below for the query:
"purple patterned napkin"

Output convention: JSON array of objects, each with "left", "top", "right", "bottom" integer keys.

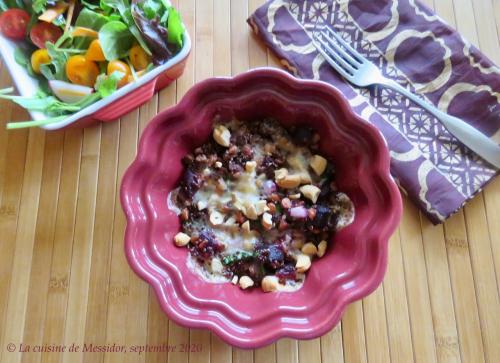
[{"left": 248, "top": 0, "right": 500, "bottom": 224}]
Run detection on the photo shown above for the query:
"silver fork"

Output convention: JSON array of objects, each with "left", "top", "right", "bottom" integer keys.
[{"left": 313, "top": 27, "right": 500, "bottom": 169}]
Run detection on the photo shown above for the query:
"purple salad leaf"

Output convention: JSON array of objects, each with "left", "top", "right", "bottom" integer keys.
[{"left": 131, "top": 1, "right": 173, "bottom": 64}]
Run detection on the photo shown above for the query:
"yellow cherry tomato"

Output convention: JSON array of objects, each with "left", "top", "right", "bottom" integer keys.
[
  {"left": 65, "top": 55, "right": 99, "bottom": 87},
  {"left": 30, "top": 49, "right": 51, "bottom": 74},
  {"left": 85, "top": 39, "right": 105, "bottom": 62},
  {"left": 129, "top": 44, "right": 150, "bottom": 71},
  {"left": 107, "top": 60, "right": 131, "bottom": 88}
]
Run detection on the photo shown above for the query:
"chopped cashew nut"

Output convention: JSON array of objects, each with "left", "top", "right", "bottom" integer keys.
[
  {"left": 197, "top": 200, "right": 208, "bottom": 210},
  {"left": 301, "top": 242, "right": 318, "bottom": 256},
  {"left": 277, "top": 174, "right": 301, "bottom": 189},
  {"left": 241, "top": 220, "right": 251, "bottom": 232},
  {"left": 255, "top": 200, "right": 270, "bottom": 215},
  {"left": 274, "top": 168, "right": 288, "bottom": 180},
  {"left": 209, "top": 211, "right": 224, "bottom": 225},
  {"left": 296, "top": 254, "right": 311, "bottom": 272},
  {"left": 261, "top": 276, "right": 279, "bottom": 292},
  {"left": 245, "top": 161, "right": 257, "bottom": 173},
  {"left": 300, "top": 185, "right": 321, "bottom": 203},
  {"left": 317, "top": 240, "right": 327, "bottom": 257},
  {"left": 310, "top": 155, "right": 327, "bottom": 176},
  {"left": 239, "top": 276, "right": 254, "bottom": 289},
  {"left": 213, "top": 125, "right": 231, "bottom": 147},
  {"left": 242, "top": 202, "right": 258, "bottom": 220},
  {"left": 231, "top": 276, "right": 239, "bottom": 285},
  {"left": 174, "top": 232, "right": 191, "bottom": 247},
  {"left": 262, "top": 212, "right": 273, "bottom": 230},
  {"left": 299, "top": 171, "right": 312, "bottom": 184},
  {"left": 211, "top": 258, "right": 224, "bottom": 274},
  {"left": 214, "top": 161, "right": 222, "bottom": 168},
  {"left": 287, "top": 154, "right": 307, "bottom": 170},
  {"left": 289, "top": 193, "right": 301, "bottom": 200},
  {"left": 232, "top": 193, "right": 243, "bottom": 209}
]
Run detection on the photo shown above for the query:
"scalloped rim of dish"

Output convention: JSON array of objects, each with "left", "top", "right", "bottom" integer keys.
[
  {"left": 0, "top": 31, "right": 191, "bottom": 130},
  {"left": 120, "top": 68, "right": 403, "bottom": 348}
]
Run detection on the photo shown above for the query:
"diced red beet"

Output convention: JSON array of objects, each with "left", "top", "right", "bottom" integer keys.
[
  {"left": 276, "top": 264, "right": 296, "bottom": 283},
  {"left": 258, "top": 155, "right": 285, "bottom": 178},
  {"left": 189, "top": 230, "right": 225, "bottom": 261},
  {"left": 307, "top": 204, "right": 338, "bottom": 231},
  {"left": 179, "top": 168, "right": 203, "bottom": 200},
  {"left": 268, "top": 245, "right": 285, "bottom": 267}
]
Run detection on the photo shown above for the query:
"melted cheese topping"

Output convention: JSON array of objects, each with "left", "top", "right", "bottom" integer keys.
[{"left": 169, "top": 119, "right": 356, "bottom": 291}]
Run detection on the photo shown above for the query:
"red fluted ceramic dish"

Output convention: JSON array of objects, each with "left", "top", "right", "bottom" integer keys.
[
  {"left": 0, "top": 32, "right": 191, "bottom": 130},
  {"left": 120, "top": 68, "right": 402, "bottom": 349}
]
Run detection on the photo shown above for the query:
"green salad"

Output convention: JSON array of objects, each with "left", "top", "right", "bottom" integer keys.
[{"left": 0, "top": 0, "right": 185, "bottom": 129}]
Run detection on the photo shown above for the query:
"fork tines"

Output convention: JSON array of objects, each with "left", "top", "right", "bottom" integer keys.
[{"left": 313, "top": 28, "right": 363, "bottom": 78}]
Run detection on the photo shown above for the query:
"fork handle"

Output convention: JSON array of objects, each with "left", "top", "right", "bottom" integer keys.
[{"left": 382, "top": 80, "right": 500, "bottom": 169}]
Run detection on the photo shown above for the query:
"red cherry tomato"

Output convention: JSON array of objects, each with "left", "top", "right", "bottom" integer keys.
[
  {"left": 30, "top": 22, "right": 63, "bottom": 49},
  {"left": 0, "top": 9, "right": 30, "bottom": 40}
]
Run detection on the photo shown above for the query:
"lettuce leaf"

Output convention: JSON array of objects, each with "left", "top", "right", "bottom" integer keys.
[
  {"left": 98, "top": 21, "right": 135, "bottom": 60},
  {"left": 73, "top": 8, "right": 111, "bottom": 49},
  {"left": 2, "top": 72, "right": 125, "bottom": 129},
  {"left": 100, "top": 0, "right": 152, "bottom": 55},
  {"left": 131, "top": 0, "right": 173, "bottom": 64},
  {"left": 95, "top": 71, "right": 124, "bottom": 97},
  {"left": 39, "top": 43, "right": 69, "bottom": 81},
  {"left": 167, "top": 6, "right": 183, "bottom": 48},
  {"left": 32, "top": 0, "right": 50, "bottom": 13}
]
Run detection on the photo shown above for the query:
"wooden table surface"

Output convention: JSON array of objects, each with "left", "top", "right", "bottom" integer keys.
[{"left": 1, "top": 1, "right": 499, "bottom": 362}]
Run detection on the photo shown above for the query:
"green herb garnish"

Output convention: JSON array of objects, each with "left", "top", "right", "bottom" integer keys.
[{"left": 222, "top": 251, "right": 257, "bottom": 266}]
